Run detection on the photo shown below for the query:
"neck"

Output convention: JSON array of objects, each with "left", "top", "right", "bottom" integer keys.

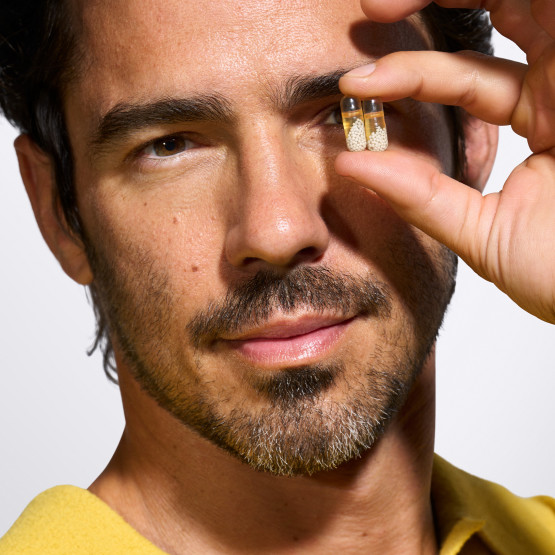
[{"left": 90, "top": 354, "right": 437, "bottom": 555}]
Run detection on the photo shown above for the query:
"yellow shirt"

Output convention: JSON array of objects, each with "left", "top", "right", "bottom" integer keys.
[
  {"left": 1, "top": 456, "right": 554, "bottom": 554},
  {"left": 432, "top": 456, "right": 555, "bottom": 554}
]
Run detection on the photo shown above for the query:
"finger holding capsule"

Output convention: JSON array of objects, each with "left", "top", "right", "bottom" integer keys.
[
  {"left": 340, "top": 96, "right": 366, "bottom": 152},
  {"left": 363, "top": 98, "right": 388, "bottom": 152}
]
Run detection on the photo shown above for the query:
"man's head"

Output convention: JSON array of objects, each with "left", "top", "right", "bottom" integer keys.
[{"left": 1, "top": 0, "right": 493, "bottom": 475}]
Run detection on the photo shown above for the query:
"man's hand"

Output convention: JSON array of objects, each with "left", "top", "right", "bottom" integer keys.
[{"left": 336, "top": 0, "right": 555, "bottom": 323}]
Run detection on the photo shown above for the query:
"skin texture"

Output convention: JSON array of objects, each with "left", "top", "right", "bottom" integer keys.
[{"left": 13, "top": 0, "right": 513, "bottom": 553}]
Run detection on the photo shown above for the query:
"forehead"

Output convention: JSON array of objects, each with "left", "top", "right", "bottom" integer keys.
[{"left": 70, "top": 0, "right": 429, "bottom": 112}]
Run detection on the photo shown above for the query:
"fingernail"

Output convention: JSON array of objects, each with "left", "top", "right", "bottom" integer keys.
[{"left": 345, "top": 63, "right": 376, "bottom": 78}]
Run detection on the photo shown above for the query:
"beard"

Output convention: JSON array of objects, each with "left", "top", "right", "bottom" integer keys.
[{"left": 87, "top": 238, "right": 456, "bottom": 476}]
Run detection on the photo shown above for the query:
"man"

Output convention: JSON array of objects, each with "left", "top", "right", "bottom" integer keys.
[{"left": 1, "top": 0, "right": 554, "bottom": 553}]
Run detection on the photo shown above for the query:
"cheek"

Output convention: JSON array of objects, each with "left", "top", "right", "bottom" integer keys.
[
  {"left": 80, "top": 179, "right": 228, "bottom": 306},
  {"left": 388, "top": 103, "right": 455, "bottom": 176}
]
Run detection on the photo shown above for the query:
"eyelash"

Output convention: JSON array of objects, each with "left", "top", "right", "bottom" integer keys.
[{"left": 135, "top": 134, "right": 198, "bottom": 161}]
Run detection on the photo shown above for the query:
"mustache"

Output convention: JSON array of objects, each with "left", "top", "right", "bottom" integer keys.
[{"left": 187, "top": 266, "right": 392, "bottom": 347}]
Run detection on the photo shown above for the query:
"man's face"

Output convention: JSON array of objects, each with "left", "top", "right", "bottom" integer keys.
[{"left": 65, "top": 0, "right": 455, "bottom": 475}]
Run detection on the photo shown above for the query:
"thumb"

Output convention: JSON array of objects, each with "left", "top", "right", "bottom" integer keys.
[{"left": 335, "top": 150, "right": 495, "bottom": 276}]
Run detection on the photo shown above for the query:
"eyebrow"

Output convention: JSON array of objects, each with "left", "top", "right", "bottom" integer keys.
[
  {"left": 275, "top": 69, "right": 346, "bottom": 110},
  {"left": 90, "top": 94, "right": 233, "bottom": 154},
  {"left": 89, "top": 68, "right": 354, "bottom": 155}
]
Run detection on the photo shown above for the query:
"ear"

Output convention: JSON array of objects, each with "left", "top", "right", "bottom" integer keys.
[
  {"left": 14, "top": 134, "right": 93, "bottom": 285},
  {"left": 461, "top": 116, "right": 498, "bottom": 193}
]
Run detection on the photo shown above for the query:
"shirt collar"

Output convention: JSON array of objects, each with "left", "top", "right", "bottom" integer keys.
[{"left": 432, "top": 454, "right": 555, "bottom": 555}]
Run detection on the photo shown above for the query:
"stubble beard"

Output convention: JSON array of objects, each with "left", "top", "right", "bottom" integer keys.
[{"left": 87, "top": 241, "right": 456, "bottom": 477}]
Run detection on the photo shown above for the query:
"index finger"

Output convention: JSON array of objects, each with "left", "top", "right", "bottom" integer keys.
[{"left": 339, "top": 50, "right": 527, "bottom": 128}]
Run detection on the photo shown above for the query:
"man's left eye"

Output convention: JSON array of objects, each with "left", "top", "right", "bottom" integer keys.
[
  {"left": 322, "top": 106, "right": 343, "bottom": 125},
  {"left": 143, "top": 135, "right": 195, "bottom": 158}
]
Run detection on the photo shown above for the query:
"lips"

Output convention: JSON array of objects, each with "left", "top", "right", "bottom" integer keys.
[{"left": 221, "top": 315, "right": 355, "bottom": 367}]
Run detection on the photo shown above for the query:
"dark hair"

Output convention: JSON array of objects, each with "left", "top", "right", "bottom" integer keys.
[
  {"left": 0, "top": 2, "right": 492, "bottom": 383},
  {"left": 422, "top": 5, "right": 493, "bottom": 187}
]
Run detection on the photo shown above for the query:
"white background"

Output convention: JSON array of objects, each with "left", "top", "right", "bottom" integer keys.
[{"left": 1, "top": 30, "right": 553, "bottom": 536}]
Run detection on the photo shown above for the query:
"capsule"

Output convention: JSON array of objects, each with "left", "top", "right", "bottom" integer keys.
[
  {"left": 340, "top": 96, "right": 366, "bottom": 152},
  {"left": 362, "top": 98, "right": 388, "bottom": 152}
]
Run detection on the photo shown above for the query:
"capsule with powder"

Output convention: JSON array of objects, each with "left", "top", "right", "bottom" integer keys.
[
  {"left": 340, "top": 96, "right": 366, "bottom": 152},
  {"left": 362, "top": 98, "right": 388, "bottom": 152}
]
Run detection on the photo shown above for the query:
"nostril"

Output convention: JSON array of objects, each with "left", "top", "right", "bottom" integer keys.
[
  {"left": 294, "top": 246, "right": 322, "bottom": 264},
  {"left": 242, "top": 256, "right": 259, "bottom": 266},
  {"left": 242, "top": 246, "right": 322, "bottom": 268}
]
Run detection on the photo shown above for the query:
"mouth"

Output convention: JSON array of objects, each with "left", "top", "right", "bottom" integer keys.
[{"left": 220, "top": 314, "right": 356, "bottom": 367}]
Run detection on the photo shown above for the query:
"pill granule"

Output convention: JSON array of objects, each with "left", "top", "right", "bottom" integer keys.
[
  {"left": 346, "top": 118, "right": 366, "bottom": 152},
  {"left": 367, "top": 127, "right": 388, "bottom": 152}
]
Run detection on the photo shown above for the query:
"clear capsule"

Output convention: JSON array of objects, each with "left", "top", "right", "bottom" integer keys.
[
  {"left": 340, "top": 96, "right": 366, "bottom": 152},
  {"left": 362, "top": 98, "right": 388, "bottom": 152}
]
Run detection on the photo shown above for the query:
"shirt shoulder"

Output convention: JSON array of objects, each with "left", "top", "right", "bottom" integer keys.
[
  {"left": 0, "top": 485, "right": 167, "bottom": 554},
  {"left": 432, "top": 455, "right": 555, "bottom": 555}
]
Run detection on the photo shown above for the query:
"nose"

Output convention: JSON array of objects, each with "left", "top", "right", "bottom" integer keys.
[{"left": 224, "top": 128, "right": 330, "bottom": 270}]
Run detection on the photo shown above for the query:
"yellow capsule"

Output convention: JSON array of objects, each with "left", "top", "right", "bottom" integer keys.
[
  {"left": 362, "top": 98, "right": 388, "bottom": 152},
  {"left": 340, "top": 96, "right": 366, "bottom": 152}
]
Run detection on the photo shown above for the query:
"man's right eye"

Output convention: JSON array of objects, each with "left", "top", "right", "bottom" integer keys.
[
  {"left": 322, "top": 106, "right": 343, "bottom": 126},
  {"left": 142, "top": 135, "right": 196, "bottom": 158}
]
